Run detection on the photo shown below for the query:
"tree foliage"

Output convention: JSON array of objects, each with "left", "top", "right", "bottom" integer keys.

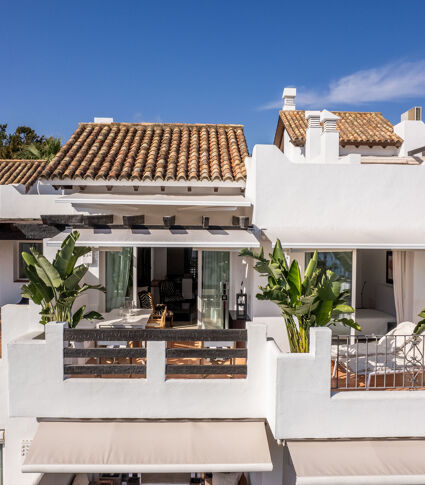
[{"left": 0, "top": 124, "right": 61, "bottom": 160}]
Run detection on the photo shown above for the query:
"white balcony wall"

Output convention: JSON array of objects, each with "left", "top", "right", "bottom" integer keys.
[
  {"left": 6, "top": 314, "right": 269, "bottom": 420},
  {"left": 268, "top": 327, "right": 425, "bottom": 440}
]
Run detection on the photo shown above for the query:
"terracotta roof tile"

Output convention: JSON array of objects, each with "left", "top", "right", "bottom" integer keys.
[
  {"left": 0, "top": 160, "right": 47, "bottom": 192},
  {"left": 42, "top": 122, "right": 249, "bottom": 183},
  {"left": 277, "top": 110, "right": 402, "bottom": 148}
]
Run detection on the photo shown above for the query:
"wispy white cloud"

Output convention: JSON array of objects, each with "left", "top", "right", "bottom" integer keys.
[
  {"left": 133, "top": 112, "right": 144, "bottom": 122},
  {"left": 260, "top": 60, "right": 425, "bottom": 110}
]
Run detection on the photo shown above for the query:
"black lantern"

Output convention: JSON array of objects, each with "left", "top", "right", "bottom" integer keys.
[{"left": 236, "top": 290, "right": 247, "bottom": 319}]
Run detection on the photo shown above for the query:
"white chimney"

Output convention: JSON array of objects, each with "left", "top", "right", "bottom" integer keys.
[
  {"left": 94, "top": 117, "right": 114, "bottom": 123},
  {"left": 305, "top": 111, "right": 321, "bottom": 160},
  {"left": 320, "top": 110, "right": 340, "bottom": 162},
  {"left": 401, "top": 106, "right": 422, "bottom": 121},
  {"left": 282, "top": 87, "right": 296, "bottom": 111},
  {"left": 394, "top": 106, "right": 425, "bottom": 156}
]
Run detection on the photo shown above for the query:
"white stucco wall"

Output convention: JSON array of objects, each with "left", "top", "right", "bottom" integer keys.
[
  {"left": 7, "top": 318, "right": 269, "bottom": 420},
  {"left": 247, "top": 144, "right": 425, "bottom": 237},
  {"left": 394, "top": 119, "right": 425, "bottom": 156},
  {"left": 0, "top": 240, "right": 23, "bottom": 306},
  {"left": 269, "top": 327, "right": 425, "bottom": 440},
  {"left": 0, "top": 186, "right": 76, "bottom": 220},
  {"left": 0, "top": 304, "right": 45, "bottom": 485}
]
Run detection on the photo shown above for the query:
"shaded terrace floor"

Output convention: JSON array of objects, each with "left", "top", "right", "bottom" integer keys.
[{"left": 331, "top": 361, "right": 425, "bottom": 391}]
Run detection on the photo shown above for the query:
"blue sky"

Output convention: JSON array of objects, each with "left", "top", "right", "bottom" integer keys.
[{"left": 2, "top": 0, "right": 425, "bottom": 150}]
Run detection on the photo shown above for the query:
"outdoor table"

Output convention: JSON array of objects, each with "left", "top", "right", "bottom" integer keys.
[{"left": 96, "top": 308, "right": 152, "bottom": 346}]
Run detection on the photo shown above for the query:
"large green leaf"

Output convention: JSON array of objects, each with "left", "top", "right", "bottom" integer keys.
[
  {"left": 318, "top": 278, "right": 341, "bottom": 302},
  {"left": 333, "top": 304, "right": 355, "bottom": 314},
  {"left": 316, "top": 300, "right": 333, "bottom": 326},
  {"left": 335, "top": 318, "right": 362, "bottom": 332},
  {"left": 21, "top": 251, "right": 37, "bottom": 267},
  {"left": 72, "top": 305, "right": 86, "bottom": 328},
  {"left": 32, "top": 250, "right": 62, "bottom": 289},
  {"left": 83, "top": 311, "right": 104, "bottom": 321},
  {"left": 304, "top": 251, "right": 317, "bottom": 281},
  {"left": 414, "top": 319, "right": 425, "bottom": 335},
  {"left": 66, "top": 246, "right": 91, "bottom": 274},
  {"left": 288, "top": 260, "right": 301, "bottom": 298},
  {"left": 272, "top": 239, "right": 288, "bottom": 269},
  {"left": 23, "top": 265, "right": 54, "bottom": 302},
  {"left": 21, "top": 283, "right": 44, "bottom": 305},
  {"left": 63, "top": 264, "right": 89, "bottom": 290},
  {"left": 54, "top": 232, "right": 77, "bottom": 278}
]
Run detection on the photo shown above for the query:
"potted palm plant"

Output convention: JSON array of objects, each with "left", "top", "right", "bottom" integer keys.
[
  {"left": 241, "top": 240, "right": 360, "bottom": 352},
  {"left": 21, "top": 230, "right": 105, "bottom": 328}
]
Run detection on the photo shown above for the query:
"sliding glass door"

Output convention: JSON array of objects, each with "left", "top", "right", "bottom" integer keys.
[
  {"left": 105, "top": 248, "right": 132, "bottom": 312},
  {"left": 201, "top": 251, "right": 230, "bottom": 329}
]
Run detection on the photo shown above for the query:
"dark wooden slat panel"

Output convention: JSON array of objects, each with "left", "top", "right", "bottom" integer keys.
[
  {"left": 63, "top": 348, "right": 146, "bottom": 358},
  {"left": 64, "top": 328, "right": 247, "bottom": 342},
  {"left": 166, "top": 348, "right": 247, "bottom": 359},
  {"left": 166, "top": 365, "right": 247, "bottom": 376},
  {"left": 64, "top": 365, "right": 146, "bottom": 375}
]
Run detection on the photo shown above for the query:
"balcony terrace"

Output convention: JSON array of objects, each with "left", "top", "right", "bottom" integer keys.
[{"left": 4, "top": 304, "right": 425, "bottom": 443}]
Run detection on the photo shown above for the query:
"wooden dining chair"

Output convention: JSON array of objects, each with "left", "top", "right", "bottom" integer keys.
[
  {"left": 138, "top": 290, "right": 174, "bottom": 326},
  {"left": 146, "top": 306, "right": 168, "bottom": 328}
]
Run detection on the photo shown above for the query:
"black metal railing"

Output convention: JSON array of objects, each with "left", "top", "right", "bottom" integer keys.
[
  {"left": 63, "top": 328, "right": 247, "bottom": 379},
  {"left": 331, "top": 334, "right": 425, "bottom": 390}
]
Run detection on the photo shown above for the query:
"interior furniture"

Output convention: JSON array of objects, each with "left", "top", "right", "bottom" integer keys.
[
  {"left": 146, "top": 306, "right": 168, "bottom": 328},
  {"left": 159, "top": 280, "right": 195, "bottom": 323},
  {"left": 139, "top": 290, "right": 174, "bottom": 326}
]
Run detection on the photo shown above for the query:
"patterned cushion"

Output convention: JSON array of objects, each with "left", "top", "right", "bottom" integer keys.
[{"left": 138, "top": 291, "right": 153, "bottom": 309}]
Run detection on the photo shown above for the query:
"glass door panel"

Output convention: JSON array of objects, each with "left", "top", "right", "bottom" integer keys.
[
  {"left": 201, "top": 251, "right": 230, "bottom": 329},
  {"left": 105, "top": 248, "right": 132, "bottom": 312},
  {"left": 305, "top": 251, "right": 353, "bottom": 336}
]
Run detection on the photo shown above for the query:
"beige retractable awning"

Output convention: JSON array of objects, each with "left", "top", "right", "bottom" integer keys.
[
  {"left": 46, "top": 228, "right": 260, "bottom": 249},
  {"left": 265, "top": 229, "right": 425, "bottom": 250},
  {"left": 288, "top": 440, "right": 425, "bottom": 484},
  {"left": 23, "top": 421, "right": 272, "bottom": 474}
]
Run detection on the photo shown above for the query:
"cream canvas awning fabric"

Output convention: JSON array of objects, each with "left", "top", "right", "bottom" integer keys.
[
  {"left": 23, "top": 421, "right": 272, "bottom": 474},
  {"left": 265, "top": 229, "right": 425, "bottom": 250},
  {"left": 288, "top": 440, "right": 425, "bottom": 484},
  {"left": 46, "top": 228, "right": 260, "bottom": 249}
]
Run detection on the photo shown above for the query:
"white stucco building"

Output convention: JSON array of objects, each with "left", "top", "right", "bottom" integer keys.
[{"left": 1, "top": 90, "right": 425, "bottom": 484}]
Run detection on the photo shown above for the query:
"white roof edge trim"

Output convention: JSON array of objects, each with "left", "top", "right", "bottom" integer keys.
[
  {"left": 55, "top": 197, "right": 251, "bottom": 207},
  {"left": 40, "top": 178, "right": 246, "bottom": 188},
  {"left": 23, "top": 463, "right": 272, "bottom": 474},
  {"left": 297, "top": 475, "right": 425, "bottom": 485},
  {"left": 47, "top": 241, "right": 260, "bottom": 249}
]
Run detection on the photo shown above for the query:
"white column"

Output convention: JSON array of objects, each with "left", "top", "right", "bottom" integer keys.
[{"left": 132, "top": 246, "right": 138, "bottom": 306}]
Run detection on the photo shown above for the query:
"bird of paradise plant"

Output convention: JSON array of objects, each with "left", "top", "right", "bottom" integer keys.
[{"left": 240, "top": 240, "right": 360, "bottom": 352}]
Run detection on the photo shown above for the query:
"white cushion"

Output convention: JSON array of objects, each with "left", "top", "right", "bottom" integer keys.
[
  {"left": 72, "top": 474, "right": 89, "bottom": 485},
  {"left": 212, "top": 473, "right": 242, "bottom": 485}
]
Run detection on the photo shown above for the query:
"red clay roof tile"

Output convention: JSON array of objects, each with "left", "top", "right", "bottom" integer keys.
[{"left": 42, "top": 122, "right": 249, "bottom": 183}]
